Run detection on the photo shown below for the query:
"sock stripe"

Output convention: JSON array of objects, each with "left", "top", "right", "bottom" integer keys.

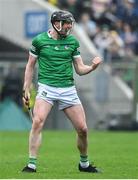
[
  {"left": 80, "top": 155, "right": 88, "bottom": 162},
  {"left": 29, "top": 157, "right": 37, "bottom": 165},
  {"left": 80, "top": 159, "right": 88, "bottom": 162},
  {"left": 80, "top": 155, "right": 88, "bottom": 158},
  {"left": 29, "top": 162, "right": 36, "bottom": 165},
  {"left": 29, "top": 158, "right": 37, "bottom": 161}
]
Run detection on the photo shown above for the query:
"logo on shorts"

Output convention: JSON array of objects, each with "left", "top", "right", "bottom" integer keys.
[{"left": 42, "top": 91, "right": 47, "bottom": 97}]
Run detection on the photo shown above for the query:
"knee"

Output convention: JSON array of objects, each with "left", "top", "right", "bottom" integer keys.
[
  {"left": 32, "top": 116, "right": 44, "bottom": 131},
  {"left": 77, "top": 126, "right": 88, "bottom": 137}
]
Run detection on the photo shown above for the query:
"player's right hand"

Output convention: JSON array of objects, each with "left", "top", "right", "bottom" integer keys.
[{"left": 22, "top": 89, "right": 30, "bottom": 108}]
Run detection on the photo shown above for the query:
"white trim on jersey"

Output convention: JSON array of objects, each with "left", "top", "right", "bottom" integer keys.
[
  {"left": 29, "top": 51, "right": 38, "bottom": 58},
  {"left": 73, "top": 54, "right": 81, "bottom": 59}
]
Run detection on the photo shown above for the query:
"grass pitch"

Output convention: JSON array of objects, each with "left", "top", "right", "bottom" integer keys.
[{"left": 0, "top": 130, "right": 138, "bottom": 179}]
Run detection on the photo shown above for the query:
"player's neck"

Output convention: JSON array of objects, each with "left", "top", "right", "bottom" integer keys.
[{"left": 50, "top": 29, "right": 61, "bottom": 40}]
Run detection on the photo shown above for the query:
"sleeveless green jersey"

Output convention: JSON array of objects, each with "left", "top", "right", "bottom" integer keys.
[{"left": 29, "top": 31, "right": 80, "bottom": 87}]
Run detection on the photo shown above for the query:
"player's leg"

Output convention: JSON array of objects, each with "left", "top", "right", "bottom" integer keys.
[
  {"left": 63, "top": 104, "right": 100, "bottom": 173},
  {"left": 64, "top": 105, "right": 88, "bottom": 155},
  {"left": 29, "top": 99, "right": 52, "bottom": 157},
  {"left": 22, "top": 99, "right": 53, "bottom": 172}
]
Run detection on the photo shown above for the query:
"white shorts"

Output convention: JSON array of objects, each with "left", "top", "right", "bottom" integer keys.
[{"left": 36, "top": 83, "right": 81, "bottom": 110}]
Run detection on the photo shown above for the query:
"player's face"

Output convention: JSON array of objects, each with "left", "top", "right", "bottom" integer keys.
[
  {"left": 54, "top": 21, "right": 74, "bottom": 36},
  {"left": 60, "top": 21, "right": 73, "bottom": 35}
]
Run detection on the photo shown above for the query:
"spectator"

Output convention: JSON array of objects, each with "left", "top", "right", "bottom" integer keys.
[
  {"left": 93, "top": 25, "right": 112, "bottom": 61},
  {"left": 78, "top": 12, "right": 97, "bottom": 40},
  {"left": 57, "top": 0, "right": 91, "bottom": 22},
  {"left": 114, "top": 0, "right": 138, "bottom": 30},
  {"left": 108, "top": 30, "right": 124, "bottom": 60},
  {"left": 120, "top": 23, "right": 137, "bottom": 58},
  {"left": 114, "top": 19, "right": 124, "bottom": 35},
  {"left": 90, "top": 0, "right": 113, "bottom": 26},
  {"left": 58, "top": 0, "right": 78, "bottom": 20},
  {"left": 93, "top": 25, "right": 124, "bottom": 61}
]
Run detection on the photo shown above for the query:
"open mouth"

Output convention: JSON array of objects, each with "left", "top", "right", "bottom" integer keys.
[{"left": 60, "top": 27, "right": 72, "bottom": 35}]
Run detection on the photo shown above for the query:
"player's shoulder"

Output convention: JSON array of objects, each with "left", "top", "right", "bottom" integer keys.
[
  {"left": 33, "top": 32, "right": 47, "bottom": 41},
  {"left": 67, "top": 34, "right": 78, "bottom": 41},
  {"left": 66, "top": 34, "right": 79, "bottom": 44},
  {"left": 31, "top": 32, "right": 48, "bottom": 47}
]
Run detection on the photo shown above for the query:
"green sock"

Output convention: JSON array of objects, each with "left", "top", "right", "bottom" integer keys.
[
  {"left": 80, "top": 155, "right": 88, "bottom": 162},
  {"left": 80, "top": 155, "right": 89, "bottom": 168},
  {"left": 29, "top": 157, "right": 37, "bottom": 165}
]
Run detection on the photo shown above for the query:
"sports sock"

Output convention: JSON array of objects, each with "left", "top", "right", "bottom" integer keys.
[
  {"left": 80, "top": 155, "right": 89, "bottom": 168},
  {"left": 28, "top": 157, "right": 37, "bottom": 169}
]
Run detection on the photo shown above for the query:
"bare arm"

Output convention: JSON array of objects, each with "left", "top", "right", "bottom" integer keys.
[
  {"left": 73, "top": 56, "right": 102, "bottom": 76},
  {"left": 23, "top": 55, "right": 36, "bottom": 105}
]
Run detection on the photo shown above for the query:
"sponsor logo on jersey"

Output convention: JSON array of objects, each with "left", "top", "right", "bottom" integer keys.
[
  {"left": 54, "top": 46, "right": 59, "bottom": 50},
  {"left": 64, "top": 45, "right": 69, "bottom": 49}
]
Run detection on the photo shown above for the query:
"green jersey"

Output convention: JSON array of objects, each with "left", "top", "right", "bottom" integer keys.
[{"left": 29, "top": 31, "right": 80, "bottom": 87}]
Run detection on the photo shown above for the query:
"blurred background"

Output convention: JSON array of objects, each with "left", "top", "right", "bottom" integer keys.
[{"left": 0, "top": 0, "right": 138, "bottom": 131}]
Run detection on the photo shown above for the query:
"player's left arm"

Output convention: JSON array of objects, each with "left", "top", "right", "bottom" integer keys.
[{"left": 73, "top": 56, "right": 102, "bottom": 76}]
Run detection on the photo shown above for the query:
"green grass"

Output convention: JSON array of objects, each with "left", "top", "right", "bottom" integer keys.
[{"left": 0, "top": 130, "right": 138, "bottom": 179}]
